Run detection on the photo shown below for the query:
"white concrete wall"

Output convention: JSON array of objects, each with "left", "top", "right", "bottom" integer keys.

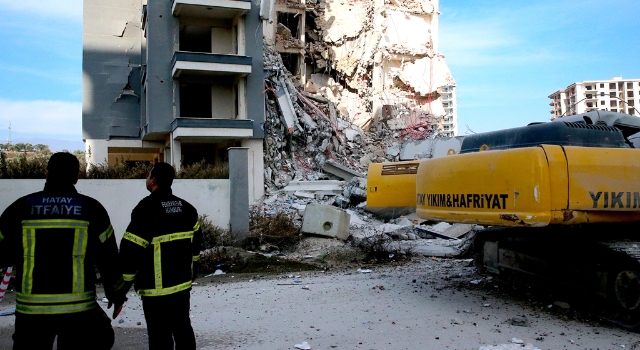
[
  {"left": 0, "top": 179, "right": 231, "bottom": 243},
  {"left": 381, "top": 11, "right": 432, "bottom": 51}
]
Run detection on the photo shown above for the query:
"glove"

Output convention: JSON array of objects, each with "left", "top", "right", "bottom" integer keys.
[{"left": 108, "top": 295, "right": 128, "bottom": 319}]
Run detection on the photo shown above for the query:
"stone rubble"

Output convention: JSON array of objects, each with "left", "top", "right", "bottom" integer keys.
[
  {"left": 260, "top": 0, "right": 465, "bottom": 252},
  {"left": 262, "top": 0, "right": 457, "bottom": 193}
]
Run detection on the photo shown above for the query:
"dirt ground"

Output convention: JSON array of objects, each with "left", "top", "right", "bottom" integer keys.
[{"left": 1, "top": 254, "right": 639, "bottom": 350}]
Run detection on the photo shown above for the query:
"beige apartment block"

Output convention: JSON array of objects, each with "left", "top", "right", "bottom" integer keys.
[{"left": 550, "top": 77, "right": 640, "bottom": 120}]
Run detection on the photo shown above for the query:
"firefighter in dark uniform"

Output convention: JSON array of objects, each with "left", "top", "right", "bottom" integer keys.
[
  {"left": 118, "top": 162, "right": 202, "bottom": 350},
  {"left": 0, "top": 152, "right": 127, "bottom": 350}
]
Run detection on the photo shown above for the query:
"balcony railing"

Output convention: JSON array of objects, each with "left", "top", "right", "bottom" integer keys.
[
  {"left": 172, "top": 0, "right": 251, "bottom": 20},
  {"left": 171, "top": 51, "right": 252, "bottom": 78},
  {"left": 171, "top": 117, "right": 254, "bottom": 139}
]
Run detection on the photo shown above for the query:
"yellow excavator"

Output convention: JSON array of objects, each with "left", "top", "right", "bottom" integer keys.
[{"left": 367, "top": 110, "right": 640, "bottom": 327}]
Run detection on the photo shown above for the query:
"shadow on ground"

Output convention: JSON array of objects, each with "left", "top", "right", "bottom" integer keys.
[{"left": 0, "top": 325, "right": 148, "bottom": 349}]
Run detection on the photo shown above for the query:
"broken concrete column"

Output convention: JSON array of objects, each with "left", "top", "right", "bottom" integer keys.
[{"left": 302, "top": 203, "right": 351, "bottom": 240}]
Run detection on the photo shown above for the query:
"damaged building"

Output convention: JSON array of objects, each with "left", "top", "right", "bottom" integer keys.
[
  {"left": 82, "top": 0, "right": 457, "bottom": 199},
  {"left": 260, "top": 0, "right": 458, "bottom": 191},
  {"left": 263, "top": 0, "right": 457, "bottom": 136},
  {"left": 82, "top": 0, "right": 265, "bottom": 201}
]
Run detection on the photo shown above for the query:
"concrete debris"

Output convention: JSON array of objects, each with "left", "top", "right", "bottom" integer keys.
[
  {"left": 257, "top": 1, "right": 467, "bottom": 263},
  {"left": 507, "top": 316, "right": 530, "bottom": 327},
  {"left": 301, "top": 203, "right": 351, "bottom": 240},
  {"left": 400, "top": 136, "right": 464, "bottom": 160},
  {"left": 294, "top": 341, "right": 311, "bottom": 349},
  {"left": 553, "top": 301, "right": 571, "bottom": 309},
  {"left": 479, "top": 344, "right": 540, "bottom": 350},
  {"left": 262, "top": 0, "right": 458, "bottom": 195},
  {"left": 416, "top": 224, "right": 459, "bottom": 240},
  {"left": 322, "top": 160, "right": 364, "bottom": 182},
  {"left": 442, "top": 224, "right": 475, "bottom": 239},
  {"left": 283, "top": 180, "right": 344, "bottom": 195}
]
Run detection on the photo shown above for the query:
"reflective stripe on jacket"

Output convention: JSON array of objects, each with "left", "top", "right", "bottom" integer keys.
[
  {"left": 120, "top": 188, "right": 202, "bottom": 297},
  {"left": 0, "top": 183, "right": 125, "bottom": 314}
]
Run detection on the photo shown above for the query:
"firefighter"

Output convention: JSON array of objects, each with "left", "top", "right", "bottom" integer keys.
[
  {"left": 119, "top": 162, "right": 202, "bottom": 350},
  {"left": 0, "top": 152, "right": 127, "bottom": 350}
]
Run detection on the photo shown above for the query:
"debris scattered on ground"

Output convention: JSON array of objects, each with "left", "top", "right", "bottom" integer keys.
[
  {"left": 478, "top": 343, "right": 540, "bottom": 350},
  {"left": 294, "top": 341, "right": 312, "bottom": 349}
]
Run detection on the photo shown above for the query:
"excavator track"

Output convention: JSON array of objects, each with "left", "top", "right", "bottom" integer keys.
[
  {"left": 466, "top": 226, "right": 640, "bottom": 331},
  {"left": 596, "top": 240, "right": 640, "bottom": 329}
]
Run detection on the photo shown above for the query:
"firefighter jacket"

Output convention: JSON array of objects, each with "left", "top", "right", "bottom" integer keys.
[
  {"left": 119, "top": 187, "right": 202, "bottom": 297},
  {"left": 0, "top": 182, "right": 125, "bottom": 315}
]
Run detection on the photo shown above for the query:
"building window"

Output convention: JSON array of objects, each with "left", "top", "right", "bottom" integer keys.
[
  {"left": 610, "top": 92, "right": 617, "bottom": 97},
  {"left": 630, "top": 109, "right": 635, "bottom": 115},
  {"left": 611, "top": 100, "right": 617, "bottom": 107},
  {"left": 628, "top": 82, "right": 634, "bottom": 89},
  {"left": 587, "top": 102, "right": 593, "bottom": 107},
  {"left": 600, "top": 83, "right": 605, "bottom": 88},
  {"left": 610, "top": 83, "right": 617, "bottom": 89},
  {"left": 600, "top": 92, "right": 605, "bottom": 96},
  {"left": 629, "top": 100, "right": 635, "bottom": 106},
  {"left": 612, "top": 109, "right": 618, "bottom": 112},
  {"left": 586, "top": 86, "right": 593, "bottom": 91},
  {"left": 628, "top": 91, "right": 634, "bottom": 97},
  {"left": 600, "top": 101, "right": 605, "bottom": 105}
]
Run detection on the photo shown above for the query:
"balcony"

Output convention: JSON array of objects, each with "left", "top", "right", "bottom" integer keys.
[
  {"left": 172, "top": 0, "right": 251, "bottom": 20},
  {"left": 584, "top": 94, "right": 597, "bottom": 101},
  {"left": 172, "top": 51, "right": 252, "bottom": 78},
  {"left": 171, "top": 117, "right": 254, "bottom": 140}
]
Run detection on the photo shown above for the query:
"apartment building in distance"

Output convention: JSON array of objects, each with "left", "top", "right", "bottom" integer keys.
[
  {"left": 82, "top": 0, "right": 265, "bottom": 201},
  {"left": 549, "top": 77, "right": 640, "bottom": 120},
  {"left": 440, "top": 85, "right": 457, "bottom": 137}
]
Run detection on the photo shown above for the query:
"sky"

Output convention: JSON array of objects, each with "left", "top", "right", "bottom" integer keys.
[
  {"left": 439, "top": 0, "right": 640, "bottom": 134},
  {"left": 0, "top": 0, "right": 638, "bottom": 148}
]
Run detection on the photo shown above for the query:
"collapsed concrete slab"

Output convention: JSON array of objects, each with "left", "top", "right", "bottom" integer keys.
[
  {"left": 443, "top": 224, "right": 474, "bottom": 239},
  {"left": 400, "top": 136, "right": 464, "bottom": 160},
  {"left": 302, "top": 203, "right": 351, "bottom": 240},
  {"left": 283, "top": 180, "right": 345, "bottom": 195},
  {"left": 322, "top": 160, "right": 364, "bottom": 181}
]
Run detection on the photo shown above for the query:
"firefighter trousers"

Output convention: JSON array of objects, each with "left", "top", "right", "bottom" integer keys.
[
  {"left": 12, "top": 305, "right": 114, "bottom": 350},
  {"left": 141, "top": 290, "right": 195, "bottom": 350}
]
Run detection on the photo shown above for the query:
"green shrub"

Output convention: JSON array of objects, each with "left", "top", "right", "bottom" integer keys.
[
  {"left": 199, "top": 214, "right": 234, "bottom": 249},
  {"left": 176, "top": 160, "right": 229, "bottom": 179},
  {"left": 0, "top": 153, "right": 48, "bottom": 179},
  {"left": 83, "top": 161, "right": 150, "bottom": 179},
  {"left": 352, "top": 233, "right": 413, "bottom": 263},
  {"left": 0, "top": 152, "right": 229, "bottom": 179},
  {"left": 245, "top": 207, "right": 300, "bottom": 251}
]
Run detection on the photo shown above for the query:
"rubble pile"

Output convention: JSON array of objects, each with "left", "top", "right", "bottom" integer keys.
[
  {"left": 259, "top": 0, "right": 462, "bottom": 249},
  {"left": 263, "top": 44, "right": 398, "bottom": 190},
  {"left": 262, "top": 0, "right": 458, "bottom": 192},
  {"left": 306, "top": 0, "right": 455, "bottom": 130}
]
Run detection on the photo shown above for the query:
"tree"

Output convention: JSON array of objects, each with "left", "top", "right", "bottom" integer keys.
[
  {"left": 14, "top": 143, "right": 25, "bottom": 152},
  {"left": 34, "top": 144, "right": 50, "bottom": 153}
]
